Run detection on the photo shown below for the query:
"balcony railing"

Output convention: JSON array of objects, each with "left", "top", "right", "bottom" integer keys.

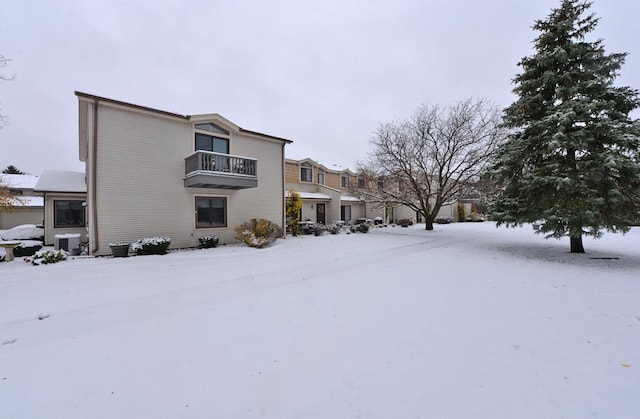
[{"left": 184, "top": 150, "right": 258, "bottom": 189}]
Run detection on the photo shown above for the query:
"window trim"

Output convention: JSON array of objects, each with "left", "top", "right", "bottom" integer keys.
[
  {"left": 300, "top": 164, "right": 313, "bottom": 182},
  {"left": 53, "top": 199, "right": 86, "bottom": 228},
  {"left": 195, "top": 196, "right": 227, "bottom": 229},
  {"left": 341, "top": 172, "right": 350, "bottom": 188}
]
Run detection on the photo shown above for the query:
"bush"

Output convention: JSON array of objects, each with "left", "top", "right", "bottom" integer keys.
[
  {"left": 234, "top": 218, "right": 282, "bottom": 248},
  {"left": 457, "top": 203, "right": 467, "bottom": 222},
  {"left": 311, "top": 223, "right": 327, "bottom": 236},
  {"left": 327, "top": 224, "right": 341, "bottom": 235},
  {"left": 350, "top": 223, "right": 369, "bottom": 233},
  {"left": 32, "top": 249, "right": 67, "bottom": 265},
  {"left": 286, "top": 189, "right": 303, "bottom": 236},
  {"left": 132, "top": 236, "right": 171, "bottom": 255},
  {"left": 397, "top": 218, "right": 413, "bottom": 227},
  {"left": 434, "top": 216, "right": 453, "bottom": 224},
  {"left": 198, "top": 234, "right": 219, "bottom": 249}
]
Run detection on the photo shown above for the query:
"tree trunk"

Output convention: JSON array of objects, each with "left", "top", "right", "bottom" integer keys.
[
  {"left": 570, "top": 236, "right": 585, "bottom": 253},
  {"left": 425, "top": 219, "right": 434, "bottom": 230}
]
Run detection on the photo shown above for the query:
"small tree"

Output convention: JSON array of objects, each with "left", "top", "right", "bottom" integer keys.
[
  {"left": 358, "top": 98, "right": 505, "bottom": 230},
  {"left": 1, "top": 180, "right": 24, "bottom": 213},
  {"left": 286, "top": 189, "right": 302, "bottom": 236},
  {"left": 490, "top": 0, "right": 640, "bottom": 253}
]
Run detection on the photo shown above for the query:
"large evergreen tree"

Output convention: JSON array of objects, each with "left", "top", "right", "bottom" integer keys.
[{"left": 491, "top": 0, "right": 640, "bottom": 253}]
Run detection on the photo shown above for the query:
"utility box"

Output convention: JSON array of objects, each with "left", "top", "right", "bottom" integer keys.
[{"left": 54, "top": 233, "right": 82, "bottom": 253}]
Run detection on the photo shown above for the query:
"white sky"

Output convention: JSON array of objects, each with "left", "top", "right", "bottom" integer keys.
[{"left": 1, "top": 0, "right": 639, "bottom": 174}]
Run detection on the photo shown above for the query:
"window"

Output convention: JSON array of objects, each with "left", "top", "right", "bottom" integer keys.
[
  {"left": 357, "top": 177, "right": 365, "bottom": 189},
  {"left": 195, "top": 133, "right": 229, "bottom": 154},
  {"left": 195, "top": 122, "right": 230, "bottom": 154},
  {"left": 54, "top": 200, "right": 85, "bottom": 228},
  {"left": 196, "top": 197, "right": 227, "bottom": 228},
  {"left": 317, "top": 169, "right": 325, "bottom": 185},
  {"left": 341, "top": 173, "right": 349, "bottom": 188},
  {"left": 301, "top": 164, "right": 312, "bottom": 182},
  {"left": 377, "top": 179, "right": 384, "bottom": 190}
]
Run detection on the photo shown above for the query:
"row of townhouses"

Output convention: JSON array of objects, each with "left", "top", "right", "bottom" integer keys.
[{"left": 1, "top": 93, "right": 463, "bottom": 256}]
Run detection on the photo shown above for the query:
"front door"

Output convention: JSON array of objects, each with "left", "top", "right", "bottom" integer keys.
[
  {"left": 341, "top": 205, "right": 351, "bottom": 224},
  {"left": 316, "top": 203, "right": 326, "bottom": 224}
]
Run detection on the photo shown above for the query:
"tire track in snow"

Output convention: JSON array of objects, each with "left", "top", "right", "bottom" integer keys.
[{"left": 0, "top": 230, "right": 472, "bottom": 351}]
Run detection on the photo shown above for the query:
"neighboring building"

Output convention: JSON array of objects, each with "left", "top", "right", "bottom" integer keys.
[
  {"left": 356, "top": 174, "right": 475, "bottom": 224},
  {"left": 72, "top": 92, "right": 291, "bottom": 256},
  {"left": 0, "top": 174, "right": 43, "bottom": 230},
  {"left": 285, "top": 158, "right": 365, "bottom": 224},
  {"left": 34, "top": 170, "right": 87, "bottom": 245}
]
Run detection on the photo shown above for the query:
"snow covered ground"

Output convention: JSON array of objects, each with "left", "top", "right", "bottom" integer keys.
[{"left": 1, "top": 222, "right": 639, "bottom": 418}]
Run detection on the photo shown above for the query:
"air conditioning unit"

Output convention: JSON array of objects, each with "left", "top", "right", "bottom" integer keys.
[{"left": 54, "top": 234, "right": 82, "bottom": 252}]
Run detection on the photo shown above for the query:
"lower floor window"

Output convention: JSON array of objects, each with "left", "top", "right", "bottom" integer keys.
[
  {"left": 54, "top": 200, "right": 85, "bottom": 227},
  {"left": 196, "top": 197, "right": 226, "bottom": 228}
]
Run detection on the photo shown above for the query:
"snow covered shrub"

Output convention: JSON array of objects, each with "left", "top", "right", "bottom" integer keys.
[
  {"left": 311, "top": 223, "right": 327, "bottom": 236},
  {"left": 32, "top": 249, "right": 67, "bottom": 265},
  {"left": 327, "top": 224, "right": 341, "bottom": 235},
  {"left": 198, "top": 234, "right": 219, "bottom": 249},
  {"left": 132, "top": 236, "right": 171, "bottom": 255},
  {"left": 350, "top": 223, "right": 369, "bottom": 233},
  {"left": 234, "top": 218, "right": 282, "bottom": 248}
]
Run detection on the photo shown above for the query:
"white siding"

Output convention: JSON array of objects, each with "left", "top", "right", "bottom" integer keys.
[{"left": 0, "top": 207, "right": 43, "bottom": 230}]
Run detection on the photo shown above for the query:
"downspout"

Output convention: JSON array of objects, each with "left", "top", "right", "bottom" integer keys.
[
  {"left": 281, "top": 142, "right": 286, "bottom": 238},
  {"left": 91, "top": 100, "right": 100, "bottom": 254}
]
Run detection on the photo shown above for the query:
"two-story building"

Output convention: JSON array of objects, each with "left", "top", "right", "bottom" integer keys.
[
  {"left": 72, "top": 92, "right": 291, "bottom": 256},
  {"left": 285, "top": 158, "right": 365, "bottom": 225}
]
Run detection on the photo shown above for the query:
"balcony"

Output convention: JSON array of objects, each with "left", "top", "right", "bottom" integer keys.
[{"left": 184, "top": 150, "right": 258, "bottom": 189}]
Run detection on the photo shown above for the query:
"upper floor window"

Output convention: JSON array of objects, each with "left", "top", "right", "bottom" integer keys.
[
  {"left": 317, "top": 169, "right": 325, "bottom": 185},
  {"left": 377, "top": 179, "right": 384, "bottom": 190},
  {"left": 341, "top": 173, "right": 350, "bottom": 188},
  {"left": 357, "top": 177, "right": 366, "bottom": 189},
  {"left": 301, "top": 164, "right": 312, "bottom": 182},
  {"left": 54, "top": 200, "right": 85, "bottom": 228},
  {"left": 195, "top": 123, "right": 230, "bottom": 154}
]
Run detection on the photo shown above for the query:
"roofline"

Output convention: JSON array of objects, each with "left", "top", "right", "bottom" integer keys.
[
  {"left": 74, "top": 91, "right": 293, "bottom": 144},
  {"left": 239, "top": 127, "right": 292, "bottom": 144},
  {"left": 75, "top": 91, "right": 189, "bottom": 120}
]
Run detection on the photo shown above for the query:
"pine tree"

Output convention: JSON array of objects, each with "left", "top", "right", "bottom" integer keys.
[
  {"left": 491, "top": 0, "right": 640, "bottom": 253},
  {"left": 2, "top": 165, "right": 25, "bottom": 174}
]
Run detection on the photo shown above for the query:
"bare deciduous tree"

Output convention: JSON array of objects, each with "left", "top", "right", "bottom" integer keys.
[
  {"left": 356, "top": 98, "right": 505, "bottom": 230},
  {"left": 1, "top": 53, "right": 13, "bottom": 127}
]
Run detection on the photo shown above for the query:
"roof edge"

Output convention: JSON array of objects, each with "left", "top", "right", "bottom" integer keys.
[{"left": 75, "top": 91, "right": 190, "bottom": 120}]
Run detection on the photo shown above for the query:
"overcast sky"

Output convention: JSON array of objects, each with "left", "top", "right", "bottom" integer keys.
[{"left": 1, "top": 0, "right": 639, "bottom": 175}]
